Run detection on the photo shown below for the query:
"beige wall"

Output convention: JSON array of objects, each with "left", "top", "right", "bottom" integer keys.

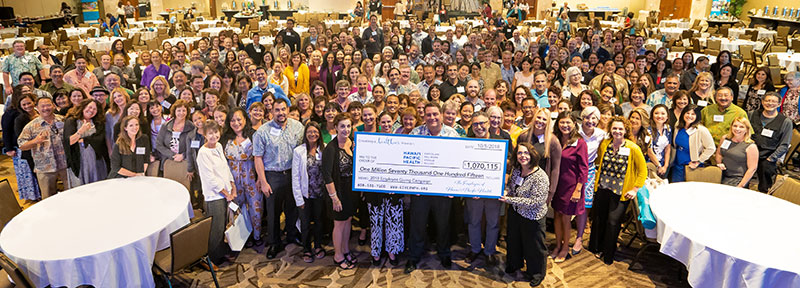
[{"left": 5, "top": 0, "right": 79, "bottom": 18}]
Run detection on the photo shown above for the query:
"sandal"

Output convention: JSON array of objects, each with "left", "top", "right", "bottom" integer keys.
[
  {"left": 334, "top": 257, "right": 355, "bottom": 270},
  {"left": 314, "top": 248, "right": 326, "bottom": 259},
  {"left": 345, "top": 252, "right": 358, "bottom": 264},
  {"left": 302, "top": 252, "right": 314, "bottom": 263}
]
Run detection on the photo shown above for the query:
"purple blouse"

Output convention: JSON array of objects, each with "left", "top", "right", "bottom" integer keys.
[{"left": 140, "top": 64, "right": 171, "bottom": 88}]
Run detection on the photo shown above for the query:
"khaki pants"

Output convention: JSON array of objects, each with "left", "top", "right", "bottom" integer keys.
[{"left": 37, "top": 169, "right": 69, "bottom": 199}]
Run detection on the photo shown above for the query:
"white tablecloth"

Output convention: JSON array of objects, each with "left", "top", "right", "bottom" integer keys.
[
  {"left": 645, "top": 39, "right": 663, "bottom": 50},
  {"left": 697, "top": 37, "right": 766, "bottom": 52},
  {"left": 599, "top": 20, "right": 623, "bottom": 29},
  {"left": 659, "top": 27, "right": 695, "bottom": 41},
  {"left": 0, "top": 37, "right": 44, "bottom": 49},
  {"left": 766, "top": 52, "right": 800, "bottom": 72},
  {"left": 126, "top": 27, "right": 158, "bottom": 41},
  {"left": 324, "top": 19, "right": 351, "bottom": 28},
  {"left": 727, "top": 27, "right": 777, "bottom": 40},
  {"left": 162, "top": 37, "right": 203, "bottom": 47},
  {"left": 129, "top": 20, "right": 166, "bottom": 28},
  {"left": 0, "top": 27, "right": 19, "bottom": 36},
  {"left": 454, "top": 19, "right": 483, "bottom": 28},
  {"left": 659, "top": 19, "right": 691, "bottom": 28},
  {"left": 0, "top": 177, "right": 191, "bottom": 288},
  {"left": 191, "top": 20, "right": 224, "bottom": 31},
  {"left": 526, "top": 27, "right": 545, "bottom": 37},
  {"left": 650, "top": 182, "right": 800, "bottom": 288},
  {"left": 79, "top": 36, "right": 125, "bottom": 51},
  {"left": 62, "top": 27, "right": 97, "bottom": 38},
  {"left": 198, "top": 27, "right": 242, "bottom": 37}
]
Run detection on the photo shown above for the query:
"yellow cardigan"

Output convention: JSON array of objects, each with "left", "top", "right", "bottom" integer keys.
[
  {"left": 284, "top": 63, "right": 310, "bottom": 96},
  {"left": 594, "top": 138, "right": 648, "bottom": 201}
]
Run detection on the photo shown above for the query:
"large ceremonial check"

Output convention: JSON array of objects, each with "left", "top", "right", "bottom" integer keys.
[{"left": 352, "top": 132, "right": 509, "bottom": 198}]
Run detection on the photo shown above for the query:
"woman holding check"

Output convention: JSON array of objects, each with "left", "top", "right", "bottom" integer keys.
[{"left": 322, "top": 113, "right": 358, "bottom": 270}]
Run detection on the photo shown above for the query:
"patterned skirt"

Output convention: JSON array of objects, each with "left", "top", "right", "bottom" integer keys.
[
  {"left": 584, "top": 164, "right": 597, "bottom": 208},
  {"left": 12, "top": 150, "right": 40, "bottom": 201}
]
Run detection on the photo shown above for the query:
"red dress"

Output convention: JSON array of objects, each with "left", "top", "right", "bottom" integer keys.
[{"left": 552, "top": 138, "right": 588, "bottom": 215}]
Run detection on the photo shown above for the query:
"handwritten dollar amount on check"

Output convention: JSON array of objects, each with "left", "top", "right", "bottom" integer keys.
[{"left": 462, "top": 161, "right": 502, "bottom": 171}]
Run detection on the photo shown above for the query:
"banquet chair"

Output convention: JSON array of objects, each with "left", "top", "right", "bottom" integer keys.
[
  {"left": 782, "top": 130, "right": 800, "bottom": 171},
  {"left": 0, "top": 252, "right": 34, "bottom": 288},
  {"left": 152, "top": 216, "right": 219, "bottom": 288},
  {"left": 685, "top": 166, "right": 722, "bottom": 183},
  {"left": 0, "top": 179, "right": 22, "bottom": 233},
  {"left": 627, "top": 196, "right": 660, "bottom": 271},
  {"left": 768, "top": 175, "right": 800, "bottom": 206}
]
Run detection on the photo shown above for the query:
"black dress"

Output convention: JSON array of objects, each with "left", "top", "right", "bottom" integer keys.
[
  {"left": 322, "top": 139, "right": 357, "bottom": 221},
  {"left": 108, "top": 135, "right": 151, "bottom": 178}
]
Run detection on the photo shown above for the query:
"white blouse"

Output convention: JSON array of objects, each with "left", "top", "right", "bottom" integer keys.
[{"left": 197, "top": 144, "right": 234, "bottom": 201}]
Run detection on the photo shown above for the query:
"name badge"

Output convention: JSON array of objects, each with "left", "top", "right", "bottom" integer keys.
[
  {"left": 254, "top": 47, "right": 261, "bottom": 53},
  {"left": 644, "top": 135, "right": 651, "bottom": 143},
  {"left": 172, "top": 131, "right": 181, "bottom": 138},
  {"left": 514, "top": 175, "right": 523, "bottom": 186},
  {"left": 697, "top": 100, "right": 708, "bottom": 107},
  {"left": 581, "top": 76, "right": 585, "bottom": 82},
  {"left": 562, "top": 90, "right": 571, "bottom": 99},
  {"left": 721, "top": 139, "right": 731, "bottom": 150},
  {"left": 523, "top": 82, "right": 531, "bottom": 88},
  {"left": 104, "top": 70, "right": 111, "bottom": 75},
  {"left": 190, "top": 140, "right": 201, "bottom": 148},
  {"left": 55, "top": 122, "right": 64, "bottom": 129},
  {"left": 713, "top": 115, "right": 724, "bottom": 122},
  {"left": 136, "top": 147, "right": 146, "bottom": 155},
  {"left": 661, "top": 78, "right": 666, "bottom": 84},
  {"left": 161, "top": 101, "right": 172, "bottom": 109},
  {"left": 506, "top": 28, "right": 512, "bottom": 33},
  {"left": 618, "top": 147, "right": 630, "bottom": 156},
  {"left": 84, "top": 72, "right": 92, "bottom": 79},
  {"left": 371, "top": 31, "right": 377, "bottom": 36},
  {"left": 456, "top": 86, "right": 465, "bottom": 93},
  {"left": 761, "top": 128, "right": 774, "bottom": 138},
  {"left": 228, "top": 201, "right": 239, "bottom": 211},
  {"left": 269, "top": 127, "right": 281, "bottom": 136},
  {"left": 268, "top": 88, "right": 276, "bottom": 94},
  {"left": 686, "top": 128, "right": 697, "bottom": 135},
  {"left": 757, "top": 89, "right": 766, "bottom": 95},
  {"left": 241, "top": 138, "right": 252, "bottom": 150},
  {"left": 550, "top": 111, "right": 558, "bottom": 119}
]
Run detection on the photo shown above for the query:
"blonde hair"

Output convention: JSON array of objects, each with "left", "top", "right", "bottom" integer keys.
[
  {"left": 725, "top": 117, "right": 754, "bottom": 143},
  {"left": 689, "top": 72, "right": 715, "bottom": 102},
  {"left": 524, "top": 108, "right": 554, "bottom": 158},
  {"left": 149, "top": 75, "right": 171, "bottom": 98}
]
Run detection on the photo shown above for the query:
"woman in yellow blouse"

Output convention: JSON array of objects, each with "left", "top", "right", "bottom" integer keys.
[
  {"left": 285, "top": 51, "right": 310, "bottom": 97},
  {"left": 588, "top": 116, "right": 647, "bottom": 265}
]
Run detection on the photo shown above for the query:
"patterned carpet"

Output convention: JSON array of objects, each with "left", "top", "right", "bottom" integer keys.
[
  {"left": 0, "top": 156, "right": 690, "bottom": 288},
  {"left": 168, "top": 225, "right": 690, "bottom": 288}
]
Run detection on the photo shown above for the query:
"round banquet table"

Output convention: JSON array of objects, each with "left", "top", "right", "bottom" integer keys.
[
  {"left": 649, "top": 182, "right": 800, "bottom": 288},
  {"left": 129, "top": 20, "right": 166, "bottom": 28},
  {"left": 765, "top": 52, "right": 800, "bottom": 72},
  {"left": 191, "top": 20, "right": 224, "bottom": 31},
  {"left": 198, "top": 27, "right": 242, "bottom": 37},
  {"left": 667, "top": 51, "right": 717, "bottom": 64},
  {"left": 0, "top": 37, "right": 44, "bottom": 49},
  {"left": 659, "top": 27, "right": 695, "bottom": 41},
  {"left": 62, "top": 27, "right": 98, "bottom": 37},
  {"left": 162, "top": 37, "right": 203, "bottom": 47},
  {"left": 79, "top": 36, "right": 125, "bottom": 51},
  {"left": 697, "top": 37, "right": 766, "bottom": 52},
  {"left": 727, "top": 27, "right": 777, "bottom": 40},
  {"left": 659, "top": 19, "right": 691, "bottom": 29},
  {"left": 0, "top": 177, "right": 191, "bottom": 288}
]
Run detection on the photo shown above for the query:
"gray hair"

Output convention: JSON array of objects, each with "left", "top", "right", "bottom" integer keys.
[{"left": 581, "top": 106, "right": 601, "bottom": 120}]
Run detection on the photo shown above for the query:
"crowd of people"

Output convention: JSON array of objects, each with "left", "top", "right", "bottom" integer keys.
[{"left": 2, "top": 9, "right": 799, "bottom": 287}]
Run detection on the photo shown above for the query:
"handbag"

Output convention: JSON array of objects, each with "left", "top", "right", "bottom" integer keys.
[{"left": 224, "top": 202, "right": 252, "bottom": 251}]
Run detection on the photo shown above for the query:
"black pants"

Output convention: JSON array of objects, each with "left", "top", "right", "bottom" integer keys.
[
  {"left": 264, "top": 170, "right": 298, "bottom": 245},
  {"left": 587, "top": 188, "right": 630, "bottom": 264},
  {"left": 299, "top": 197, "right": 325, "bottom": 252},
  {"left": 506, "top": 209, "right": 547, "bottom": 283},
  {"left": 408, "top": 196, "right": 452, "bottom": 262},
  {"left": 756, "top": 157, "right": 778, "bottom": 193}
]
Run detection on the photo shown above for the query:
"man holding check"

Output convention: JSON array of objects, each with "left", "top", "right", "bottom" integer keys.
[{"left": 405, "top": 103, "right": 460, "bottom": 274}]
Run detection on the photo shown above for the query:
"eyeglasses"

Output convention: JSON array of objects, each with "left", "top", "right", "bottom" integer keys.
[{"left": 472, "top": 121, "right": 488, "bottom": 127}]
